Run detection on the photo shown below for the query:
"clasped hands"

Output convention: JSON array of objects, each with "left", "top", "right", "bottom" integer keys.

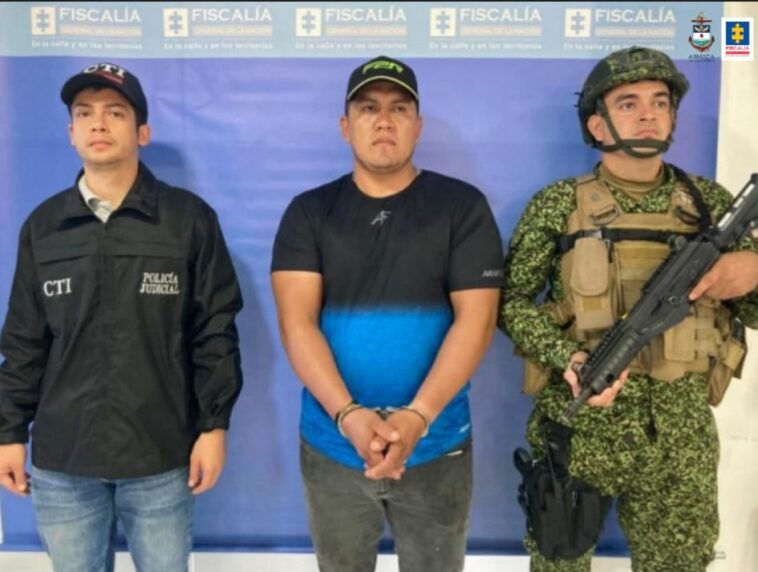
[{"left": 340, "top": 407, "right": 428, "bottom": 481}]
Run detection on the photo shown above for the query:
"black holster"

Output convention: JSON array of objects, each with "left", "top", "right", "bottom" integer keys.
[{"left": 513, "top": 419, "right": 611, "bottom": 560}]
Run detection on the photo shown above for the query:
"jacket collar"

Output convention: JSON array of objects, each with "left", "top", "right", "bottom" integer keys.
[{"left": 61, "top": 162, "right": 159, "bottom": 221}]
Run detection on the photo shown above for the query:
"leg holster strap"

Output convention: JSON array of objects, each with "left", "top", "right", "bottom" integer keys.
[{"left": 513, "top": 419, "right": 612, "bottom": 560}]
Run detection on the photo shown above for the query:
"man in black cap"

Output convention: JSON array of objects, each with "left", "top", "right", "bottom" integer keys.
[
  {"left": 0, "top": 62, "right": 243, "bottom": 571},
  {"left": 271, "top": 56, "right": 505, "bottom": 571}
]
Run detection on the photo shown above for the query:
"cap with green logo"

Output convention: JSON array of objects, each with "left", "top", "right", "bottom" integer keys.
[{"left": 346, "top": 55, "right": 418, "bottom": 102}]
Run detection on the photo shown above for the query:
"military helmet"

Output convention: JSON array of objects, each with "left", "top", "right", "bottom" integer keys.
[{"left": 577, "top": 46, "right": 690, "bottom": 146}]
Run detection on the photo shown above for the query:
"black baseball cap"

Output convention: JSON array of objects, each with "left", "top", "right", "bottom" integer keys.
[
  {"left": 346, "top": 56, "right": 419, "bottom": 102},
  {"left": 61, "top": 62, "right": 148, "bottom": 122}
]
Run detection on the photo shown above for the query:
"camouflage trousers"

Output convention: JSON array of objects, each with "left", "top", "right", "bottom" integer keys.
[{"left": 524, "top": 372, "right": 719, "bottom": 572}]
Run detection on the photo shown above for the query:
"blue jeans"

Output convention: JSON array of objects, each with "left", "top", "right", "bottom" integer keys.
[
  {"left": 301, "top": 437, "right": 473, "bottom": 572},
  {"left": 31, "top": 465, "right": 193, "bottom": 572}
]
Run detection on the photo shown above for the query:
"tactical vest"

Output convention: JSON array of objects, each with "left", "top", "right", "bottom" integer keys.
[{"left": 522, "top": 172, "right": 745, "bottom": 405}]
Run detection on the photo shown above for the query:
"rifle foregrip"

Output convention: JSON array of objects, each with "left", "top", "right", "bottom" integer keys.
[
  {"left": 561, "top": 334, "right": 640, "bottom": 422},
  {"left": 560, "top": 386, "right": 594, "bottom": 424}
]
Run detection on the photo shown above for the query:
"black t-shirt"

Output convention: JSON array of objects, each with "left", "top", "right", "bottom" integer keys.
[
  {"left": 272, "top": 170, "right": 504, "bottom": 302},
  {"left": 272, "top": 170, "right": 504, "bottom": 468}
]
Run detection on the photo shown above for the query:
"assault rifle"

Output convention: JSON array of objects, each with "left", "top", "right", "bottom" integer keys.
[{"left": 561, "top": 173, "right": 758, "bottom": 423}]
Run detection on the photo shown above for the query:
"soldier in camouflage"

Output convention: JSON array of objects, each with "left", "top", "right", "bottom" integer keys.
[{"left": 499, "top": 46, "right": 758, "bottom": 571}]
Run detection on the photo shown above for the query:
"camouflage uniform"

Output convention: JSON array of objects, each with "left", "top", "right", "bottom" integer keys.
[{"left": 499, "top": 163, "right": 758, "bottom": 571}]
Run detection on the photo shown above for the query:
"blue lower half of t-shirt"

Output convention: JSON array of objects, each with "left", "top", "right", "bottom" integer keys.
[{"left": 300, "top": 307, "right": 472, "bottom": 469}]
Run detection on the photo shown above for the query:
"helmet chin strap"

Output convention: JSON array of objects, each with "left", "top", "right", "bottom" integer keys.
[{"left": 594, "top": 99, "right": 672, "bottom": 159}]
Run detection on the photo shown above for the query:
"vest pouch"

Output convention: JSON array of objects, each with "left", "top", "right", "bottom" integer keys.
[
  {"left": 522, "top": 358, "right": 552, "bottom": 396},
  {"left": 708, "top": 332, "right": 746, "bottom": 406},
  {"left": 515, "top": 344, "right": 553, "bottom": 396},
  {"left": 613, "top": 241, "right": 670, "bottom": 312},
  {"left": 648, "top": 335, "right": 687, "bottom": 381},
  {"left": 517, "top": 302, "right": 573, "bottom": 396},
  {"left": 654, "top": 302, "right": 719, "bottom": 381},
  {"left": 568, "top": 237, "right": 615, "bottom": 332},
  {"left": 663, "top": 315, "right": 697, "bottom": 362}
]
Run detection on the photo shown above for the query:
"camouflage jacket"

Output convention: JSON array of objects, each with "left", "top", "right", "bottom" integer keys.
[{"left": 499, "top": 163, "right": 758, "bottom": 373}]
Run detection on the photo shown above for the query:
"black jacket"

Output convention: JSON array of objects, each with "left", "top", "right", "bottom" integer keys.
[{"left": 0, "top": 164, "right": 243, "bottom": 478}]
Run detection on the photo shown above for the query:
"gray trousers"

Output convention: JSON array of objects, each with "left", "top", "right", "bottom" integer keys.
[{"left": 300, "top": 438, "right": 473, "bottom": 572}]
